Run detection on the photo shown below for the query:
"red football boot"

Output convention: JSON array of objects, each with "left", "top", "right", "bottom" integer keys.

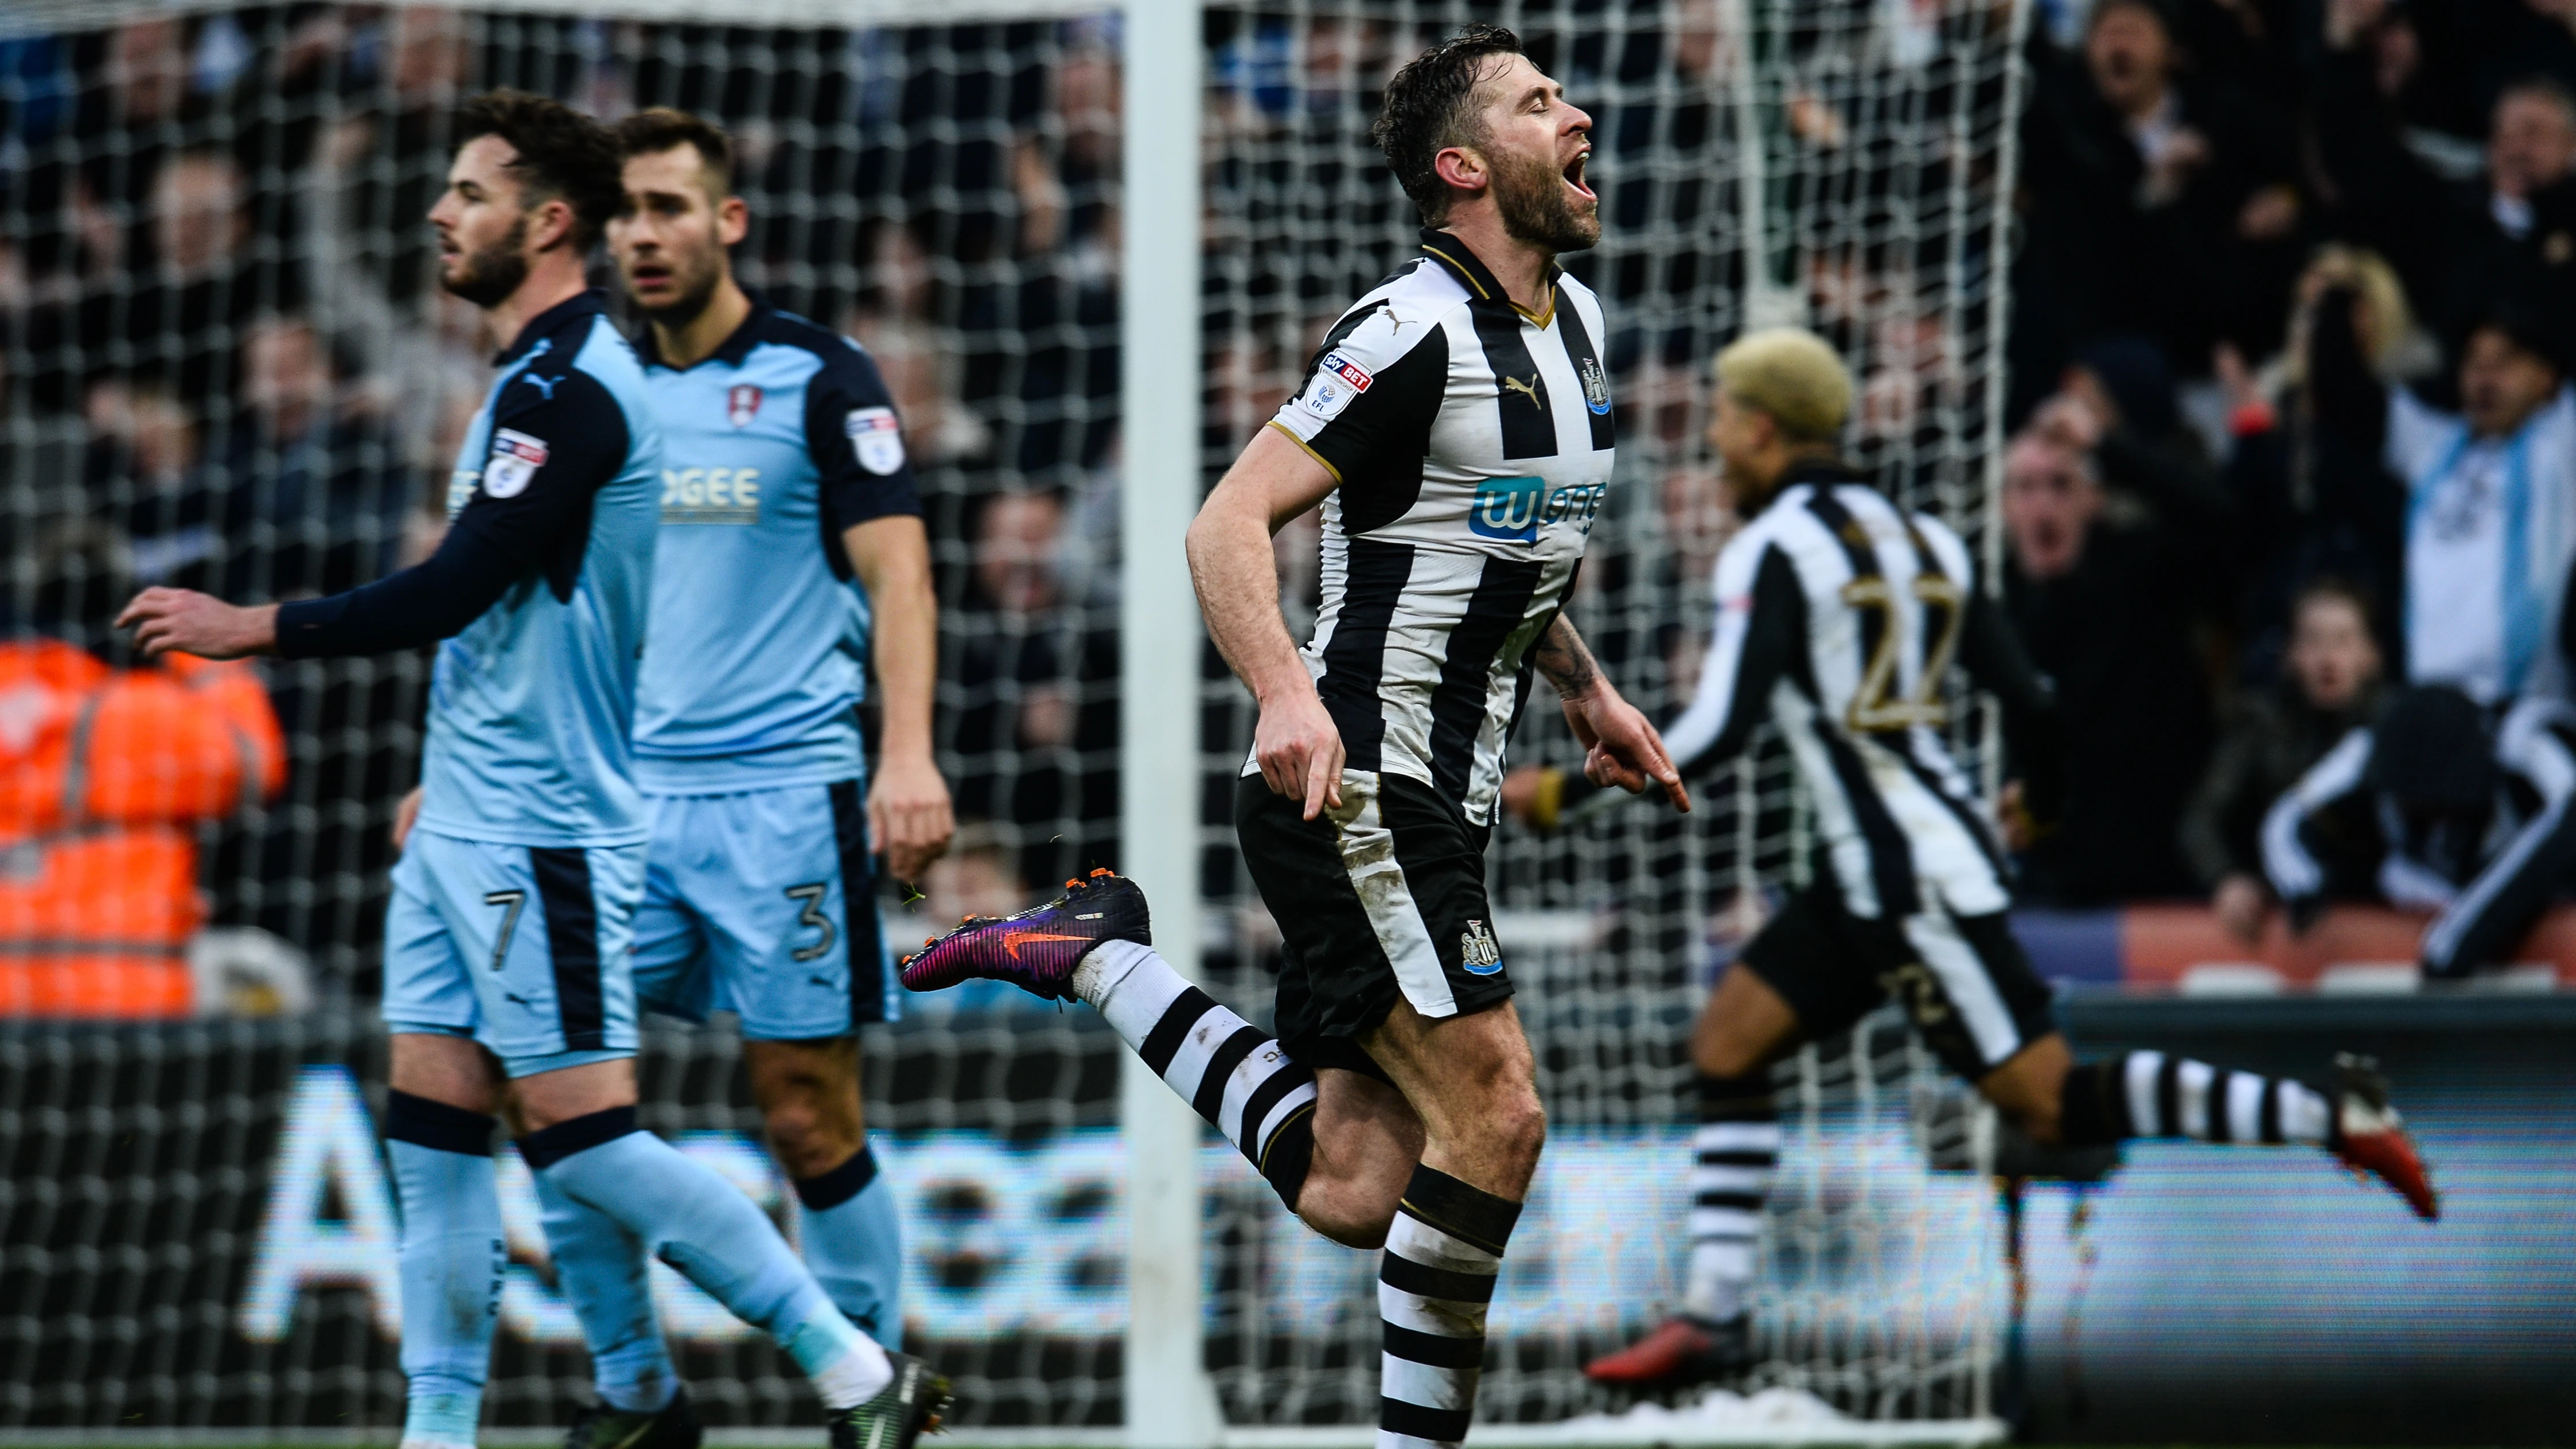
[
  {"left": 1583, "top": 1313, "right": 1754, "bottom": 1387},
  {"left": 2326, "top": 1053, "right": 2439, "bottom": 1221}
]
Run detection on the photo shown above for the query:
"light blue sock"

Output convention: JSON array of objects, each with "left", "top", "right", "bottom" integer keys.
[
  {"left": 790, "top": 1143, "right": 905, "bottom": 1350},
  {"left": 531, "top": 1167, "right": 677, "bottom": 1413},
  {"left": 385, "top": 1092, "right": 504, "bottom": 1448},
  {"left": 521, "top": 1108, "right": 891, "bottom": 1408}
]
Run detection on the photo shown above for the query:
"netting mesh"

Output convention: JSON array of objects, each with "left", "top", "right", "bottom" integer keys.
[{"left": 0, "top": 0, "right": 2019, "bottom": 1432}]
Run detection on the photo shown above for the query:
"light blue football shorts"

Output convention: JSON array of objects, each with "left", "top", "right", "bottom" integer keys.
[
  {"left": 380, "top": 829, "right": 645, "bottom": 1078},
  {"left": 631, "top": 780, "right": 897, "bottom": 1039}
]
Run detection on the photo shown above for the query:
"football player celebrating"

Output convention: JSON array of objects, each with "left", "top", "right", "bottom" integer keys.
[
  {"left": 902, "top": 27, "right": 1682, "bottom": 1447},
  {"left": 1542, "top": 328, "right": 2438, "bottom": 1390}
]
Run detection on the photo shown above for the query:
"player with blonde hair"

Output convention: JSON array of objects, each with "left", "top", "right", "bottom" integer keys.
[{"left": 1527, "top": 328, "right": 2440, "bottom": 1389}]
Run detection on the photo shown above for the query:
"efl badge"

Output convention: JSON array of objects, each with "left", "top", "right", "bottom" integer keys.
[
  {"left": 1460, "top": 919, "right": 1503, "bottom": 975},
  {"left": 845, "top": 406, "right": 906, "bottom": 475},
  {"left": 1299, "top": 350, "right": 1373, "bottom": 422},
  {"left": 727, "top": 384, "right": 763, "bottom": 428},
  {"left": 483, "top": 429, "right": 549, "bottom": 499}
]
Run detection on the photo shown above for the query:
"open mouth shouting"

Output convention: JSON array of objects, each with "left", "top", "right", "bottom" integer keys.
[{"left": 1564, "top": 146, "right": 1596, "bottom": 203}]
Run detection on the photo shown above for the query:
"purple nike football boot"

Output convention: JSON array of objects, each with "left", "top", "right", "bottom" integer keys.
[{"left": 898, "top": 868, "right": 1152, "bottom": 1001}]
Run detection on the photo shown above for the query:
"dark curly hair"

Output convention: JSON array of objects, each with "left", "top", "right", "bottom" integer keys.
[
  {"left": 1371, "top": 24, "right": 1525, "bottom": 225},
  {"left": 454, "top": 91, "right": 622, "bottom": 251}
]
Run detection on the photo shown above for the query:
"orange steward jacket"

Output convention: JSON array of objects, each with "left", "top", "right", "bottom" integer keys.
[{"left": 0, "top": 638, "right": 286, "bottom": 1016}]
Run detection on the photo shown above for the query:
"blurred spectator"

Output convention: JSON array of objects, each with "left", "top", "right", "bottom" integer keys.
[
  {"left": 2216, "top": 246, "right": 2422, "bottom": 670},
  {"left": 845, "top": 221, "right": 992, "bottom": 468},
  {"left": 2382, "top": 310, "right": 2574, "bottom": 701},
  {"left": 67, "top": 19, "right": 198, "bottom": 281},
  {"left": 975, "top": 489, "right": 1067, "bottom": 618},
  {"left": 2061, "top": 334, "right": 2231, "bottom": 536},
  {"left": 224, "top": 314, "right": 414, "bottom": 597},
  {"left": 952, "top": 490, "right": 1117, "bottom": 888},
  {"left": 903, "top": 821, "right": 1028, "bottom": 933},
  {"left": 84, "top": 143, "right": 266, "bottom": 401},
  {"left": 2020, "top": 0, "right": 2302, "bottom": 372},
  {"left": 1013, "top": 42, "right": 1117, "bottom": 258},
  {"left": 151, "top": 147, "right": 247, "bottom": 281},
  {"left": 2001, "top": 404, "right": 2226, "bottom": 903},
  {"left": 83, "top": 379, "right": 225, "bottom": 590},
  {"left": 2263, "top": 684, "right": 2576, "bottom": 977},
  {"left": 2182, "top": 578, "right": 2387, "bottom": 942},
  {"left": 2315, "top": 1, "right": 2576, "bottom": 346},
  {"left": 0, "top": 519, "right": 283, "bottom": 1017}
]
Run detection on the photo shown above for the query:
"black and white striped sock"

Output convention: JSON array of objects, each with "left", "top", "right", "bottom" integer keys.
[
  {"left": 1377, "top": 1165, "right": 1519, "bottom": 1449},
  {"left": 2060, "top": 1050, "right": 2332, "bottom": 1146},
  {"left": 1685, "top": 1070, "right": 1776, "bottom": 1324},
  {"left": 1073, "top": 939, "right": 1319, "bottom": 1208}
]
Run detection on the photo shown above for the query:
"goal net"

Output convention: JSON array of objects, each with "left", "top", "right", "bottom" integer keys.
[{"left": 0, "top": 0, "right": 2022, "bottom": 1437}]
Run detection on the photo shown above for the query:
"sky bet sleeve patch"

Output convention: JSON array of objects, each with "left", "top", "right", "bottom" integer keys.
[
  {"left": 483, "top": 429, "right": 550, "bottom": 499},
  {"left": 1298, "top": 350, "right": 1374, "bottom": 422}
]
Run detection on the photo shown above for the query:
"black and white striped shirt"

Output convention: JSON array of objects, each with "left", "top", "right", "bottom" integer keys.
[
  {"left": 1261, "top": 229, "right": 1619, "bottom": 825},
  {"left": 1663, "top": 464, "right": 2059, "bottom": 922}
]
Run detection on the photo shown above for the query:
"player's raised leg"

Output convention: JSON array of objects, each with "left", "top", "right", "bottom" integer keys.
[
  {"left": 900, "top": 862, "right": 1540, "bottom": 1444},
  {"left": 1983, "top": 1031, "right": 2435, "bottom": 1217},
  {"left": 922, "top": 24, "right": 1683, "bottom": 1443},
  {"left": 1593, "top": 932, "right": 2434, "bottom": 1392},
  {"left": 903, "top": 881, "right": 1332, "bottom": 1215}
]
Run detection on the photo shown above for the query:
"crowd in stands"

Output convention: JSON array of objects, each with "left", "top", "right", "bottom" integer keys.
[
  {"left": 2009, "top": 0, "right": 2576, "bottom": 952},
  {"left": 8, "top": 0, "right": 2576, "bottom": 1008}
]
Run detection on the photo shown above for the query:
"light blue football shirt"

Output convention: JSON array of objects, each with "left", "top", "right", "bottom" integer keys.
[
  {"left": 411, "top": 292, "right": 662, "bottom": 847},
  {"left": 631, "top": 301, "right": 922, "bottom": 794}
]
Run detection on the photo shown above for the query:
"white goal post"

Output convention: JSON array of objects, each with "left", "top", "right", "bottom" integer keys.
[{"left": 1116, "top": 0, "right": 1225, "bottom": 1440}]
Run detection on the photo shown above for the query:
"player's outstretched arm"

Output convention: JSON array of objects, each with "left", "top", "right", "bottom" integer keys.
[
  {"left": 844, "top": 513, "right": 953, "bottom": 883},
  {"left": 1187, "top": 425, "right": 1344, "bottom": 820},
  {"left": 1507, "top": 543, "right": 1799, "bottom": 829},
  {"left": 1531, "top": 613, "right": 1688, "bottom": 812},
  {"left": 120, "top": 368, "right": 629, "bottom": 663},
  {"left": 117, "top": 590, "right": 280, "bottom": 660},
  {"left": 118, "top": 516, "right": 530, "bottom": 661}
]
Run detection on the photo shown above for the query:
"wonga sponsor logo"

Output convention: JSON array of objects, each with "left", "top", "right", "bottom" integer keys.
[
  {"left": 1469, "top": 476, "right": 1546, "bottom": 541},
  {"left": 1467, "top": 477, "right": 1608, "bottom": 543}
]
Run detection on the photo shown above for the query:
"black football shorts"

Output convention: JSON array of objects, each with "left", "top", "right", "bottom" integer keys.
[
  {"left": 1738, "top": 883, "right": 2057, "bottom": 1079},
  {"left": 1236, "top": 770, "right": 1515, "bottom": 1080}
]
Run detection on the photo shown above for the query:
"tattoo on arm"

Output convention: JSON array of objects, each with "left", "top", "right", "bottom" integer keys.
[{"left": 1532, "top": 614, "right": 1601, "bottom": 700}]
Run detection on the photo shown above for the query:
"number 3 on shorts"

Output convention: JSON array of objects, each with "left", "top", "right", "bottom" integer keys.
[{"left": 785, "top": 882, "right": 836, "bottom": 963}]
